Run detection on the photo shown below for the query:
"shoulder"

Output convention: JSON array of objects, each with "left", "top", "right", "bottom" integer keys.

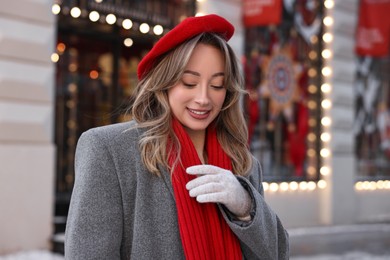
[
  {"left": 82, "top": 120, "right": 140, "bottom": 140},
  {"left": 79, "top": 120, "right": 141, "bottom": 146},
  {"left": 76, "top": 120, "right": 144, "bottom": 160}
]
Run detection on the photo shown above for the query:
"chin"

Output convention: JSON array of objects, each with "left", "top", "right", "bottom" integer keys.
[{"left": 184, "top": 121, "right": 210, "bottom": 131}]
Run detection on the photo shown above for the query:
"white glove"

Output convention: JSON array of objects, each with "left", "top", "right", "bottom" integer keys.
[{"left": 186, "top": 164, "right": 252, "bottom": 218}]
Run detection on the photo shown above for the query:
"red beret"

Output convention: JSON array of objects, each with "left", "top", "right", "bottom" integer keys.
[{"left": 137, "top": 14, "right": 235, "bottom": 79}]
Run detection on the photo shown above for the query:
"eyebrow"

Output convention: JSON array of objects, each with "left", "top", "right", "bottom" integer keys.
[{"left": 183, "top": 70, "right": 225, "bottom": 78}]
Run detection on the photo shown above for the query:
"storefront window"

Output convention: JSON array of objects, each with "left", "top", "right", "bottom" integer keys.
[
  {"left": 53, "top": 0, "right": 195, "bottom": 223},
  {"left": 354, "top": 56, "right": 390, "bottom": 179},
  {"left": 354, "top": 0, "right": 390, "bottom": 180},
  {"left": 243, "top": 0, "right": 324, "bottom": 182}
]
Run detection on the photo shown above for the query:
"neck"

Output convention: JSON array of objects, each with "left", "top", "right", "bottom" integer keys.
[{"left": 185, "top": 128, "right": 206, "bottom": 164}]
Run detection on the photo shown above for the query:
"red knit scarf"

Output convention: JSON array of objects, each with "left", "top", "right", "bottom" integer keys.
[{"left": 169, "top": 118, "right": 243, "bottom": 260}]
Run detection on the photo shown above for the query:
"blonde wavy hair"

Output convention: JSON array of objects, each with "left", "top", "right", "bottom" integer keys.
[{"left": 131, "top": 32, "right": 253, "bottom": 176}]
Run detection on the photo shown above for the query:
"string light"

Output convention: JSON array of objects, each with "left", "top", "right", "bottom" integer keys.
[
  {"left": 262, "top": 180, "right": 327, "bottom": 192},
  {"left": 321, "top": 83, "right": 332, "bottom": 93},
  {"left": 68, "top": 63, "right": 77, "bottom": 72},
  {"left": 324, "top": 0, "right": 335, "bottom": 9},
  {"left": 355, "top": 180, "right": 390, "bottom": 191},
  {"left": 323, "top": 16, "right": 334, "bottom": 26},
  {"left": 309, "top": 118, "right": 317, "bottom": 127},
  {"left": 67, "top": 83, "right": 77, "bottom": 93},
  {"left": 270, "top": 183, "right": 279, "bottom": 192},
  {"left": 280, "top": 182, "right": 289, "bottom": 191},
  {"left": 307, "top": 166, "right": 316, "bottom": 175},
  {"left": 290, "top": 182, "right": 299, "bottom": 191},
  {"left": 70, "top": 7, "right": 81, "bottom": 18},
  {"left": 318, "top": 180, "right": 327, "bottom": 189},
  {"left": 320, "top": 166, "right": 330, "bottom": 176},
  {"left": 323, "top": 33, "right": 333, "bottom": 43},
  {"left": 57, "top": 43, "right": 66, "bottom": 53},
  {"left": 124, "top": 38, "right": 133, "bottom": 47},
  {"left": 54, "top": 3, "right": 171, "bottom": 55},
  {"left": 89, "top": 70, "right": 99, "bottom": 79},
  {"left": 308, "top": 100, "right": 317, "bottom": 109},
  {"left": 106, "top": 14, "right": 117, "bottom": 25},
  {"left": 52, "top": 4, "right": 61, "bottom": 15},
  {"left": 67, "top": 120, "right": 77, "bottom": 129},
  {"left": 308, "top": 85, "right": 317, "bottom": 94},
  {"left": 308, "top": 68, "right": 317, "bottom": 77},
  {"left": 89, "top": 11, "right": 100, "bottom": 22},
  {"left": 321, "top": 99, "right": 332, "bottom": 109},
  {"left": 153, "top": 25, "right": 164, "bottom": 35},
  {"left": 308, "top": 133, "right": 316, "bottom": 142},
  {"left": 320, "top": 148, "right": 331, "bottom": 158},
  {"left": 322, "top": 66, "right": 332, "bottom": 77},
  {"left": 139, "top": 23, "right": 150, "bottom": 34},
  {"left": 308, "top": 181, "right": 317, "bottom": 190},
  {"left": 321, "top": 132, "right": 331, "bottom": 142},
  {"left": 195, "top": 12, "right": 206, "bottom": 17},
  {"left": 122, "top": 19, "right": 133, "bottom": 30},
  {"left": 307, "top": 148, "right": 316, "bottom": 157},
  {"left": 322, "top": 49, "right": 332, "bottom": 59},
  {"left": 377, "top": 180, "right": 385, "bottom": 189},
  {"left": 299, "top": 182, "right": 308, "bottom": 190},
  {"left": 309, "top": 51, "right": 317, "bottom": 60},
  {"left": 51, "top": 53, "right": 59, "bottom": 63},
  {"left": 321, "top": 116, "right": 332, "bottom": 126}
]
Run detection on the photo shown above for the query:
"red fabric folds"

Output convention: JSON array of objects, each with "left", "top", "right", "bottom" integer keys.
[{"left": 169, "top": 118, "right": 242, "bottom": 260}]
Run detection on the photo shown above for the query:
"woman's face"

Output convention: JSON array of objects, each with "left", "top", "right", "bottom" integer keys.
[{"left": 168, "top": 43, "right": 226, "bottom": 137}]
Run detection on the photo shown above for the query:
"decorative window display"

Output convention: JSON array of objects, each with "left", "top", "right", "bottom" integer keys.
[
  {"left": 354, "top": 0, "right": 390, "bottom": 179},
  {"left": 243, "top": 0, "right": 324, "bottom": 182}
]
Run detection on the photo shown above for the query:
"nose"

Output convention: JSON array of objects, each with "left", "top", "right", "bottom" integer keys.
[{"left": 194, "top": 84, "right": 210, "bottom": 106}]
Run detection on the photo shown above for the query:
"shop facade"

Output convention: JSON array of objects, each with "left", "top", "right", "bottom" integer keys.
[
  {"left": 52, "top": 0, "right": 197, "bottom": 238},
  {"left": 0, "top": 0, "right": 56, "bottom": 254},
  {"left": 50, "top": 0, "right": 390, "bottom": 233},
  {"left": 1, "top": 0, "right": 390, "bottom": 254},
  {"left": 238, "top": 0, "right": 390, "bottom": 227}
]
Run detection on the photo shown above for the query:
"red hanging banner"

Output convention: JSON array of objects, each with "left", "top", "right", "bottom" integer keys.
[
  {"left": 242, "top": 0, "right": 282, "bottom": 27},
  {"left": 355, "top": 0, "right": 390, "bottom": 57}
]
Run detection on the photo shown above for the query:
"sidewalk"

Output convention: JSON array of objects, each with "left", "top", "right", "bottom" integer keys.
[
  {"left": 289, "top": 223, "right": 390, "bottom": 259},
  {"left": 1, "top": 223, "right": 389, "bottom": 259}
]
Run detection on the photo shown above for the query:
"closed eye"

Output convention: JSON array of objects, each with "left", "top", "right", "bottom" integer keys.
[
  {"left": 211, "top": 85, "right": 224, "bottom": 89},
  {"left": 182, "top": 81, "right": 196, "bottom": 87},
  {"left": 183, "top": 83, "right": 196, "bottom": 88}
]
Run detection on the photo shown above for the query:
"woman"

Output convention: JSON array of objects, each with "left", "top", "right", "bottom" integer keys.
[{"left": 65, "top": 14, "right": 289, "bottom": 259}]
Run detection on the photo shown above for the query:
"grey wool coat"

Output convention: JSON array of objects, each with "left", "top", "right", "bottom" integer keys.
[{"left": 65, "top": 120, "right": 289, "bottom": 260}]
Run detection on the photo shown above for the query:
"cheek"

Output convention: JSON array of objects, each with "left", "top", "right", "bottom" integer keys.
[
  {"left": 169, "top": 88, "right": 186, "bottom": 105},
  {"left": 215, "top": 91, "right": 227, "bottom": 108},
  {"left": 168, "top": 87, "right": 190, "bottom": 111}
]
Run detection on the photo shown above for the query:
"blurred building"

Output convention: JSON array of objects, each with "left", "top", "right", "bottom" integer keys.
[
  {"left": 52, "top": 0, "right": 197, "bottom": 248},
  {"left": 0, "top": 0, "right": 56, "bottom": 254},
  {"left": 0, "top": 0, "right": 389, "bottom": 255},
  {"left": 240, "top": 0, "right": 390, "bottom": 229}
]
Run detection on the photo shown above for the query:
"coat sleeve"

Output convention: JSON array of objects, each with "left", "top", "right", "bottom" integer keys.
[
  {"left": 65, "top": 129, "right": 123, "bottom": 260},
  {"left": 220, "top": 159, "right": 289, "bottom": 260}
]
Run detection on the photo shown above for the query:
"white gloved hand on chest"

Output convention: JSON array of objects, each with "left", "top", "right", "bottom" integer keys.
[{"left": 186, "top": 164, "right": 251, "bottom": 218}]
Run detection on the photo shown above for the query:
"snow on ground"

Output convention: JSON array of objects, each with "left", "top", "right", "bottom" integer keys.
[
  {"left": 291, "top": 251, "right": 390, "bottom": 260},
  {"left": 0, "top": 251, "right": 64, "bottom": 260},
  {"left": 1, "top": 250, "right": 390, "bottom": 260}
]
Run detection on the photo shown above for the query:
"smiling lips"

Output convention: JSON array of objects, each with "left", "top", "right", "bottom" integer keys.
[{"left": 188, "top": 108, "right": 210, "bottom": 119}]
